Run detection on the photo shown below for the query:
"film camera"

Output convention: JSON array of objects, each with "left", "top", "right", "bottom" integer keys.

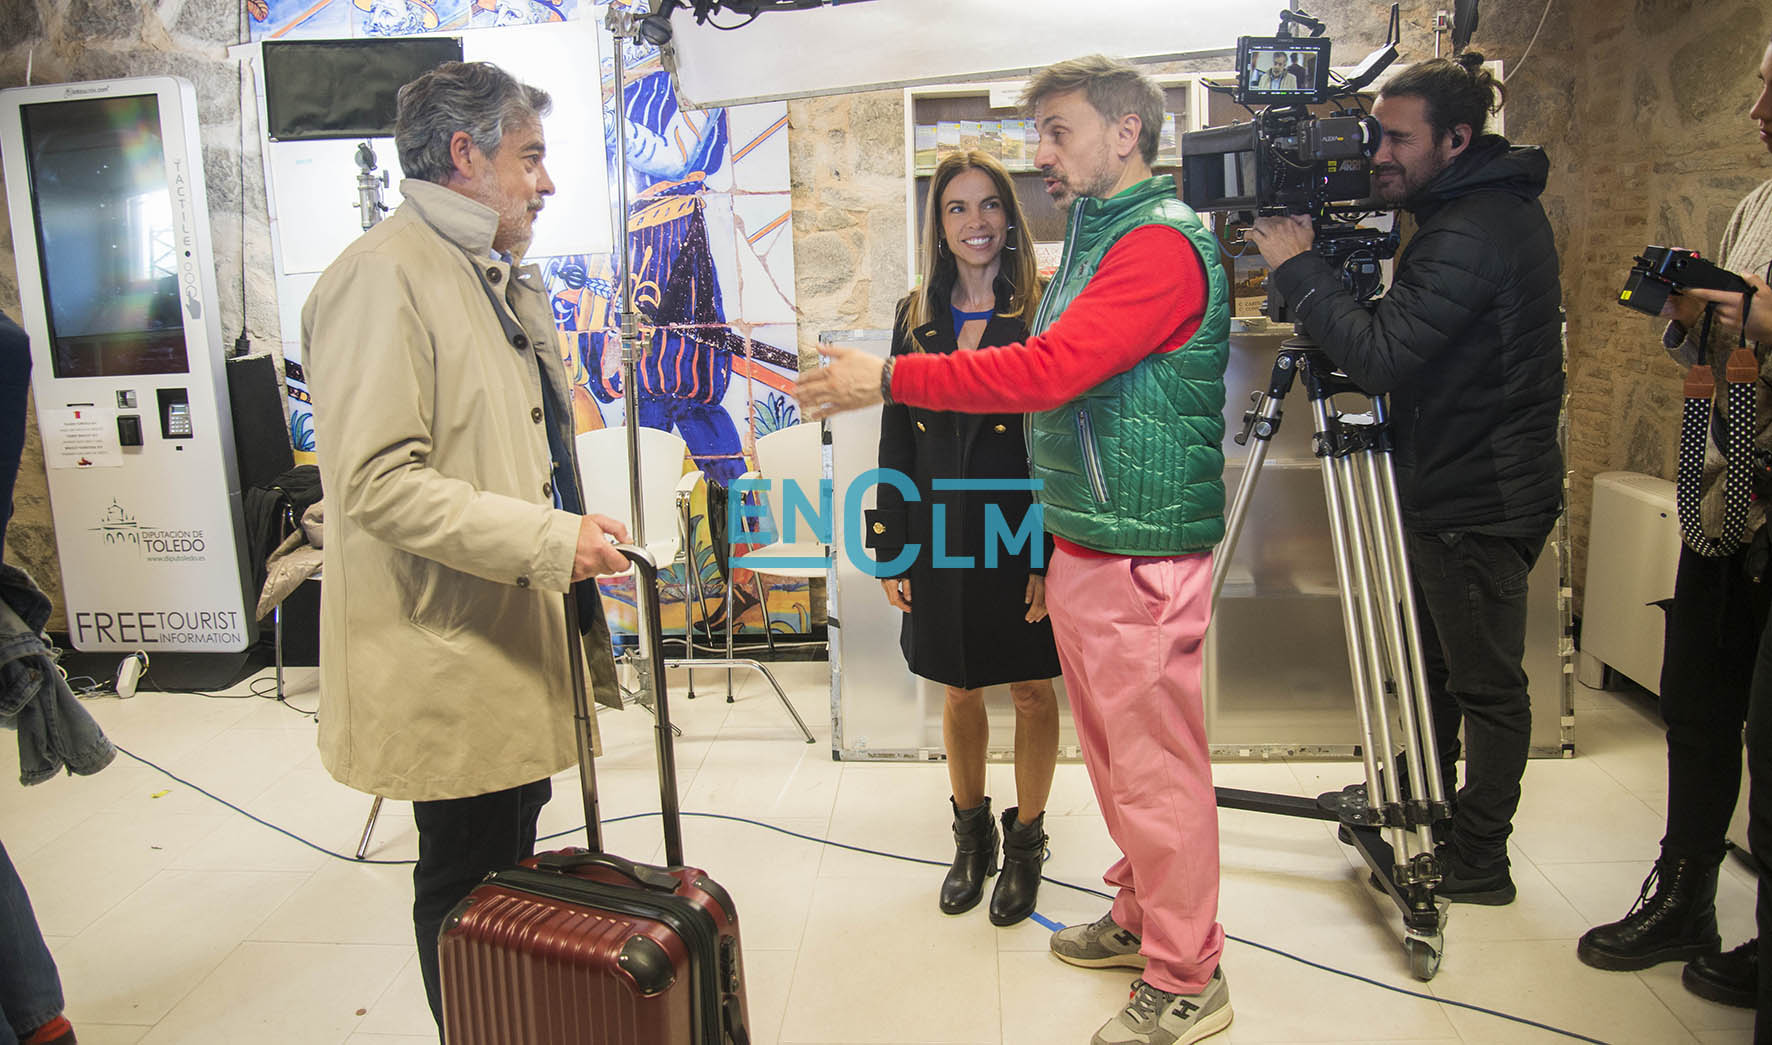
[
  {"left": 1618, "top": 246, "right": 1752, "bottom": 316},
  {"left": 1180, "top": 5, "right": 1399, "bottom": 220},
  {"left": 1180, "top": 6, "right": 1405, "bottom": 310}
]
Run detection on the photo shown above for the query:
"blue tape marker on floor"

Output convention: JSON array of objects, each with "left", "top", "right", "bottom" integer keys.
[{"left": 1029, "top": 911, "right": 1063, "bottom": 932}]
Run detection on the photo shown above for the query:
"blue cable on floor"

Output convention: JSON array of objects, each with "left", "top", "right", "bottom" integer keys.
[{"left": 114, "top": 745, "right": 1608, "bottom": 1044}]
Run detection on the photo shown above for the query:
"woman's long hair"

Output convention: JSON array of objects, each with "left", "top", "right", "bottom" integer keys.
[{"left": 906, "top": 150, "right": 1041, "bottom": 337}]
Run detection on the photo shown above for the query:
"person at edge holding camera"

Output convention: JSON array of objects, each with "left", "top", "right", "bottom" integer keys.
[
  {"left": 801, "top": 55, "right": 1234, "bottom": 1045},
  {"left": 1577, "top": 32, "right": 1772, "bottom": 1023},
  {"left": 1249, "top": 54, "right": 1563, "bottom": 905},
  {"left": 871, "top": 150, "right": 1064, "bottom": 928}
]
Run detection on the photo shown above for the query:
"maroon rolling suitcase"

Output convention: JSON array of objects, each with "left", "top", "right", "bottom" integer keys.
[{"left": 438, "top": 546, "right": 751, "bottom": 1044}]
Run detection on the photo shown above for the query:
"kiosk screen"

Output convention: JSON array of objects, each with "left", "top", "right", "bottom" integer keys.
[{"left": 22, "top": 93, "right": 191, "bottom": 379}]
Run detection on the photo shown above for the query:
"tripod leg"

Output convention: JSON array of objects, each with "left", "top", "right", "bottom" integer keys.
[
  {"left": 1332, "top": 451, "right": 1407, "bottom": 849},
  {"left": 1371, "top": 445, "right": 1449, "bottom": 809},
  {"left": 1213, "top": 435, "right": 1273, "bottom": 603},
  {"left": 1310, "top": 396, "right": 1390, "bottom": 834},
  {"left": 1356, "top": 450, "right": 1440, "bottom": 855}
]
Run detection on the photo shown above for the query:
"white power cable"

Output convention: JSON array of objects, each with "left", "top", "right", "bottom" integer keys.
[{"left": 1510, "top": 0, "right": 1556, "bottom": 80}]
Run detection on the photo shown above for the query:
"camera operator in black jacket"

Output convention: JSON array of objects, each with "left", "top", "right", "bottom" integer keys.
[{"left": 1250, "top": 54, "right": 1563, "bottom": 906}]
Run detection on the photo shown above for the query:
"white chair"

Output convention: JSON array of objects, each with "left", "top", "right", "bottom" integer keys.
[
  {"left": 576, "top": 425, "right": 702, "bottom": 576},
  {"left": 577, "top": 425, "right": 814, "bottom": 742},
  {"left": 734, "top": 422, "right": 831, "bottom": 657}
]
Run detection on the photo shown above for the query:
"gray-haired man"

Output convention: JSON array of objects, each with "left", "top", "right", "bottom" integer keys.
[{"left": 302, "top": 60, "right": 630, "bottom": 1031}]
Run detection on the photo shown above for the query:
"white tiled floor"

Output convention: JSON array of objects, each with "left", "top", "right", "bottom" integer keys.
[{"left": 1, "top": 663, "right": 1759, "bottom": 1044}]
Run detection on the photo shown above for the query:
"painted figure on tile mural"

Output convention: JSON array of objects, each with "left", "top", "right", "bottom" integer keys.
[
  {"left": 355, "top": 0, "right": 440, "bottom": 35},
  {"left": 543, "top": 255, "right": 615, "bottom": 433},
  {"left": 474, "top": 0, "right": 567, "bottom": 27},
  {"left": 603, "top": 69, "right": 744, "bottom": 481},
  {"left": 593, "top": 68, "right": 751, "bottom": 484}
]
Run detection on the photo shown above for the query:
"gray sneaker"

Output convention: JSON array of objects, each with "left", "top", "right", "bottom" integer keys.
[
  {"left": 1050, "top": 911, "right": 1147, "bottom": 970},
  {"left": 1092, "top": 970, "right": 1233, "bottom": 1045}
]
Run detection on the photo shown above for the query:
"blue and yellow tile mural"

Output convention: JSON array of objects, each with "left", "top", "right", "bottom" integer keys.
[{"left": 259, "top": 2, "right": 811, "bottom": 642}]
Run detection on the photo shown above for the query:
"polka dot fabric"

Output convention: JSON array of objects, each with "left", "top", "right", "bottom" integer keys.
[{"left": 1679, "top": 362, "right": 1755, "bottom": 557}]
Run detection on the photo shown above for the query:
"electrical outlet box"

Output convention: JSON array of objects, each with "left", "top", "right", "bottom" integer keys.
[{"left": 1433, "top": 10, "right": 1452, "bottom": 30}]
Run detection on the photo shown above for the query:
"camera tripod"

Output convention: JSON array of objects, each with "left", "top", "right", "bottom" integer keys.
[{"left": 1210, "top": 334, "right": 1451, "bottom": 981}]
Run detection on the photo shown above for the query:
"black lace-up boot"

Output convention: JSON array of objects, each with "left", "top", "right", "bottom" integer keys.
[
  {"left": 1577, "top": 854, "right": 1722, "bottom": 971},
  {"left": 1682, "top": 937, "right": 1758, "bottom": 1008},
  {"left": 989, "top": 807, "right": 1047, "bottom": 926},
  {"left": 940, "top": 797, "right": 998, "bottom": 915}
]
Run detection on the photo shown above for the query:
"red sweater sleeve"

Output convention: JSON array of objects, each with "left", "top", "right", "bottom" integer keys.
[{"left": 890, "top": 224, "right": 1208, "bottom": 412}]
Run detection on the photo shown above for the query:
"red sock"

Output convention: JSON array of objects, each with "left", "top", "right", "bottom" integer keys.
[{"left": 22, "top": 1015, "right": 75, "bottom": 1045}]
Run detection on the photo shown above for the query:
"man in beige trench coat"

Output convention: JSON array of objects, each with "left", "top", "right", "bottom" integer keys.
[{"left": 301, "top": 61, "right": 631, "bottom": 1032}]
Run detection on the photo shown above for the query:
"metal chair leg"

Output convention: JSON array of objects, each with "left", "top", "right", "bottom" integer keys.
[
  {"left": 273, "top": 600, "right": 285, "bottom": 701},
  {"left": 356, "top": 795, "right": 383, "bottom": 860},
  {"left": 666, "top": 656, "right": 815, "bottom": 743},
  {"left": 752, "top": 572, "right": 778, "bottom": 655},
  {"left": 678, "top": 491, "right": 700, "bottom": 700},
  {"left": 723, "top": 563, "right": 736, "bottom": 701}
]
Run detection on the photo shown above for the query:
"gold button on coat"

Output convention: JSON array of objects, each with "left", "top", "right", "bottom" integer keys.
[{"left": 872, "top": 522, "right": 885, "bottom": 535}]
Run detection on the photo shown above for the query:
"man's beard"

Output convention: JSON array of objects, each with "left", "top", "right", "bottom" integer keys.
[
  {"left": 496, "top": 203, "right": 541, "bottom": 255},
  {"left": 1372, "top": 163, "right": 1435, "bottom": 207},
  {"left": 1047, "top": 156, "right": 1119, "bottom": 207},
  {"left": 474, "top": 179, "right": 542, "bottom": 255}
]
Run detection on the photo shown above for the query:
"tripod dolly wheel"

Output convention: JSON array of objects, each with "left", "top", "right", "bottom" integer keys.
[{"left": 1404, "top": 934, "right": 1442, "bottom": 981}]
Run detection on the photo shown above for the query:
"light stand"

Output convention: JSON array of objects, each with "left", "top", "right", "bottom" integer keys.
[{"left": 600, "top": 5, "right": 815, "bottom": 743}]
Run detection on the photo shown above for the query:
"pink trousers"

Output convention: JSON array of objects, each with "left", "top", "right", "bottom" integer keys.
[{"left": 1046, "top": 546, "right": 1224, "bottom": 994}]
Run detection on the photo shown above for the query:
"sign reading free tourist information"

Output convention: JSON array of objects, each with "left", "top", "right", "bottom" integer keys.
[{"left": 70, "top": 497, "right": 249, "bottom": 650}]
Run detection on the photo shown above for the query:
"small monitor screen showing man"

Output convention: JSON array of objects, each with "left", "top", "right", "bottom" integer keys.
[{"left": 1248, "top": 49, "right": 1315, "bottom": 94}]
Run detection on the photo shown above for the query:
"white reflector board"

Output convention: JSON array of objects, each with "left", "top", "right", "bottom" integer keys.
[{"left": 664, "top": 0, "right": 1282, "bottom": 108}]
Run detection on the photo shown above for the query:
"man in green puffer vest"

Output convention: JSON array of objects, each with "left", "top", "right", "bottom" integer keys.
[{"left": 800, "top": 55, "right": 1234, "bottom": 1045}]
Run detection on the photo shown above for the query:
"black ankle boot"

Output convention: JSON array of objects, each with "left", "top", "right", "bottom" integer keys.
[
  {"left": 1682, "top": 937, "right": 1758, "bottom": 1008},
  {"left": 940, "top": 798, "right": 997, "bottom": 915},
  {"left": 1577, "top": 854, "right": 1722, "bottom": 971},
  {"left": 989, "top": 807, "right": 1046, "bottom": 926}
]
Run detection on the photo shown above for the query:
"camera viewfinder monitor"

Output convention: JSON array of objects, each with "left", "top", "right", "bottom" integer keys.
[{"left": 1237, "top": 36, "right": 1332, "bottom": 106}]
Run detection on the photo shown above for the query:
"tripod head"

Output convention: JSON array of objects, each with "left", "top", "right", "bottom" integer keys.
[{"left": 1261, "top": 220, "right": 1399, "bottom": 325}]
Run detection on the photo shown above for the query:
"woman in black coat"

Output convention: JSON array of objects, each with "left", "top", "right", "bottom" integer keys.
[{"left": 868, "top": 151, "right": 1062, "bottom": 927}]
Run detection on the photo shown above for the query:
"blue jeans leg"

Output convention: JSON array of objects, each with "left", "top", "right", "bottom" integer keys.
[{"left": 0, "top": 838, "right": 64, "bottom": 1043}]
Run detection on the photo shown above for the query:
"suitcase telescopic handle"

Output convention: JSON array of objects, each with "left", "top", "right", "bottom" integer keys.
[
  {"left": 564, "top": 544, "right": 686, "bottom": 867},
  {"left": 531, "top": 849, "right": 680, "bottom": 891}
]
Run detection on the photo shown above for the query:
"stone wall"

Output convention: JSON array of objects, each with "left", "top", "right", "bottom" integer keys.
[
  {"left": 1558, "top": 0, "right": 1772, "bottom": 613},
  {"left": 0, "top": 0, "right": 278, "bottom": 630}
]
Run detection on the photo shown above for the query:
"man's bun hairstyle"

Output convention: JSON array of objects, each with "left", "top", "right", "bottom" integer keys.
[{"left": 1380, "top": 53, "right": 1506, "bottom": 144}]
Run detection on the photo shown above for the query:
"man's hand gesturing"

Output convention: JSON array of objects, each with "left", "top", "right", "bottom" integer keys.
[{"left": 795, "top": 346, "right": 886, "bottom": 420}]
